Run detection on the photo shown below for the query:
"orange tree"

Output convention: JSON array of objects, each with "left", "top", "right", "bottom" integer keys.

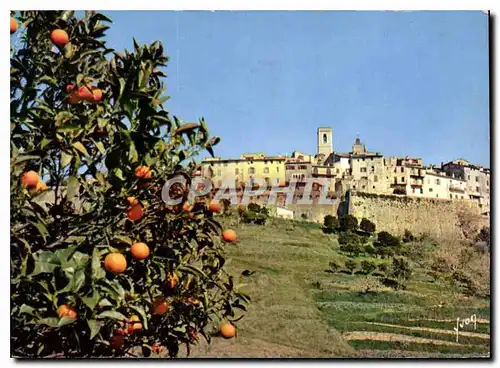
[{"left": 11, "top": 11, "right": 249, "bottom": 358}]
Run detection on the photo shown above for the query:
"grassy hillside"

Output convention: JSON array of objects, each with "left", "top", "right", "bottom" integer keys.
[{"left": 184, "top": 217, "right": 490, "bottom": 358}]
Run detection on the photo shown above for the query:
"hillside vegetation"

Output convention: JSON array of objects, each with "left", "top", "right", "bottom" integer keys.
[{"left": 184, "top": 215, "right": 490, "bottom": 358}]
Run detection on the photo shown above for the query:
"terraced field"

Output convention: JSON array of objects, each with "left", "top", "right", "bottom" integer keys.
[{"left": 186, "top": 218, "right": 490, "bottom": 358}]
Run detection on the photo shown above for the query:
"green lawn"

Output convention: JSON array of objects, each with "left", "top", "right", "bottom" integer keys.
[{"left": 186, "top": 217, "right": 490, "bottom": 358}]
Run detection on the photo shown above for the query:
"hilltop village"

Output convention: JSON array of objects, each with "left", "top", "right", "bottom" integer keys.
[{"left": 198, "top": 128, "right": 490, "bottom": 214}]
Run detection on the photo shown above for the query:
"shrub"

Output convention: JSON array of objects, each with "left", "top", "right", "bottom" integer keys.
[
  {"left": 328, "top": 261, "right": 340, "bottom": 273},
  {"left": 364, "top": 244, "right": 376, "bottom": 256},
  {"left": 360, "top": 260, "right": 377, "bottom": 275},
  {"left": 339, "top": 214, "right": 358, "bottom": 232},
  {"left": 345, "top": 259, "right": 357, "bottom": 274},
  {"left": 359, "top": 218, "right": 376, "bottom": 234},
  {"left": 377, "top": 231, "right": 401, "bottom": 248},
  {"left": 240, "top": 203, "right": 269, "bottom": 225},
  {"left": 338, "top": 232, "right": 365, "bottom": 257},
  {"left": 377, "top": 263, "right": 389, "bottom": 274},
  {"left": 476, "top": 227, "right": 490, "bottom": 248},
  {"left": 323, "top": 215, "right": 339, "bottom": 234},
  {"left": 10, "top": 11, "right": 249, "bottom": 358},
  {"left": 402, "top": 229, "right": 415, "bottom": 243},
  {"left": 391, "top": 257, "right": 413, "bottom": 280}
]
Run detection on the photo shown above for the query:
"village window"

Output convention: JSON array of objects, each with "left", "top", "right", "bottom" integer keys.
[
  {"left": 277, "top": 167, "right": 280, "bottom": 172},
  {"left": 401, "top": 177, "right": 405, "bottom": 183},
  {"left": 249, "top": 167, "right": 255, "bottom": 174},
  {"left": 429, "top": 188, "right": 433, "bottom": 193},
  {"left": 436, "top": 179, "right": 440, "bottom": 185},
  {"left": 450, "top": 194, "right": 453, "bottom": 199},
  {"left": 400, "top": 167, "right": 404, "bottom": 173},
  {"left": 370, "top": 166, "right": 375, "bottom": 173},
  {"left": 235, "top": 168, "right": 239, "bottom": 175},
  {"left": 374, "top": 176, "right": 378, "bottom": 182},
  {"left": 360, "top": 167, "right": 367, "bottom": 173},
  {"left": 419, "top": 188, "right": 423, "bottom": 194},
  {"left": 323, "top": 134, "right": 328, "bottom": 144},
  {"left": 264, "top": 167, "right": 270, "bottom": 174},
  {"left": 217, "top": 170, "right": 221, "bottom": 176},
  {"left": 476, "top": 186, "right": 480, "bottom": 192},
  {"left": 336, "top": 168, "right": 340, "bottom": 174}
]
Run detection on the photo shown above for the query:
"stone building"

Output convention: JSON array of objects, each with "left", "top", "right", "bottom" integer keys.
[{"left": 441, "top": 159, "right": 490, "bottom": 210}]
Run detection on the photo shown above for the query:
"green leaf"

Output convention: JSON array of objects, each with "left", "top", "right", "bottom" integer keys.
[
  {"left": 118, "top": 78, "right": 125, "bottom": 101},
  {"left": 92, "top": 247, "right": 105, "bottom": 280},
  {"left": 129, "top": 141, "right": 138, "bottom": 163},
  {"left": 154, "top": 95, "right": 170, "bottom": 106},
  {"left": 13, "top": 154, "right": 41, "bottom": 166},
  {"left": 37, "top": 317, "right": 59, "bottom": 328},
  {"left": 113, "top": 168, "right": 124, "bottom": 181},
  {"left": 67, "top": 176, "right": 80, "bottom": 200},
  {"left": 76, "top": 74, "right": 85, "bottom": 86},
  {"left": 55, "top": 111, "right": 74, "bottom": 126},
  {"left": 97, "top": 310, "right": 127, "bottom": 321},
  {"left": 72, "top": 142, "right": 90, "bottom": 157},
  {"left": 88, "top": 319, "right": 103, "bottom": 340},
  {"left": 58, "top": 316, "right": 77, "bottom": 327},
  {"left": 112, "top": 236, "right": 133, "bottom": 245},
  {"left": 95, "top": 141, "right": 105, "bottom": 155},
  {"left": 20, "top": 304, "right": 36, "bottom": 316},
  {"left": 55, "top": 244, "right": 80, "bottom": 263},
  {"left": 40, "top": 138, "right": 51, "bottom": 150},
  {"left": 64, "top": 42, "right": 74, "bottom": 58},
  {"left": 58, "top": 124, "right": 82, "bottom": 134},
  {"left": 82, "top": 290, "right": 100, "bottom": 310},
  {"left": 175, "top": 123, "right": 199, "bottom": 135},
  {"left": 30, "top": 220, "right": 48, "bottom": 243},
  {"left": 61, "top": 151, "right": 73, "bottom": 167},
  {"left": 98, "top": 298, "right": 113, "bottom": 308}
]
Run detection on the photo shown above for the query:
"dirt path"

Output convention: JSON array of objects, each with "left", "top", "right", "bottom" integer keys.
[
  {"left": 361, "top": 322, "right": 490, "bottom": 339},
  {"left": 408, "top": 318, "right": 490, "bottom": 324},
  {"left": 343, "top": 331, "right": 475, "bottom": 346}
]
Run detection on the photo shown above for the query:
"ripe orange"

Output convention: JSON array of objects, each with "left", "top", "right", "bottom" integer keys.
[
  {"left": 222, "top": 229, "right": 238, "bottom": 243},
  {"left": 126, "top": 196, "right": 138, "bottom": 206},
  {"left": 208, "top": 201, "right": 222, "bottom": 213},
  {"left": 10, "top": 17, "right": 18, "bottom": 34},
  {"left": 110, "top": 333, "right": 125, "bottom": 350},
  {"left": 68, "top": 91, "right": 80, "bottom": 104},
  {"left": 57, "top": 304, "right": 77, "bottom": 319},
  {"left": 130, "top": 242, "right": 149, "bottom": 260},
  {"left": 167, "top": 272, "right": 179, "bottom": 289},
  {"left": 127, "top": 315, "right": 143, "bottom": 334},
  {"left": 76, "top": 85, "right": 94, "bottom": 101},
  {"left": 50, "top": 29, "right": 69, "bottom": 47},
  {"left": 220, "top": 322, "right": 236, "bottom": 339},
  {"left": 135, "top": 165, "right": 152, "bottom": 179},
  {"left": 151, "top": 343, "right": 163, "bottom": 354},
  {"left": 66, "top": 84, "right": 76, "bottom": 92},
  {"left": 36, "top": 181, "right": 48, "bottom": 192},
  {"left": 104, "top": 253, "right": 127, "bottom": 274},
  {"left": 21, "top": 170, "right": 39, "bottom": 188},
  {"left": 127, "top": 203, "right": 144, "bottom": 221},
  {"left": 182, "top": 202, "right": 192, "bottom": 212},
  {"left": 91, "top": 88, "right": 103, "bottom": 103},
  {"left": 187, "top": 297, "right": 201, "bottom": 306},
  {"left": 153, "top": 298, "right": 169, "bottom": 315},
  {"left": 188, "top": 327, "right": 199, "bottom": 341}
]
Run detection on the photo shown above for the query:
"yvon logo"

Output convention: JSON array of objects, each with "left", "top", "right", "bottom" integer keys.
[{"left": 453, "top": 314, "right": 477, "bottom": 342}]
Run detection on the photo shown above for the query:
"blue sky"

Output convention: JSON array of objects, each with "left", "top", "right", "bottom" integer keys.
[{"left": 103, "top": 11, "right": 490, "bottom": 167}]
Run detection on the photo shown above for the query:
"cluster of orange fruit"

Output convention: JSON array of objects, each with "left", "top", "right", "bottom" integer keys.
[
  {"left": 21, "top": 170, "right": 48, "bottom": 194},
  {"left": 66, "top": 83, "right": 103, "bottom": 104}
]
